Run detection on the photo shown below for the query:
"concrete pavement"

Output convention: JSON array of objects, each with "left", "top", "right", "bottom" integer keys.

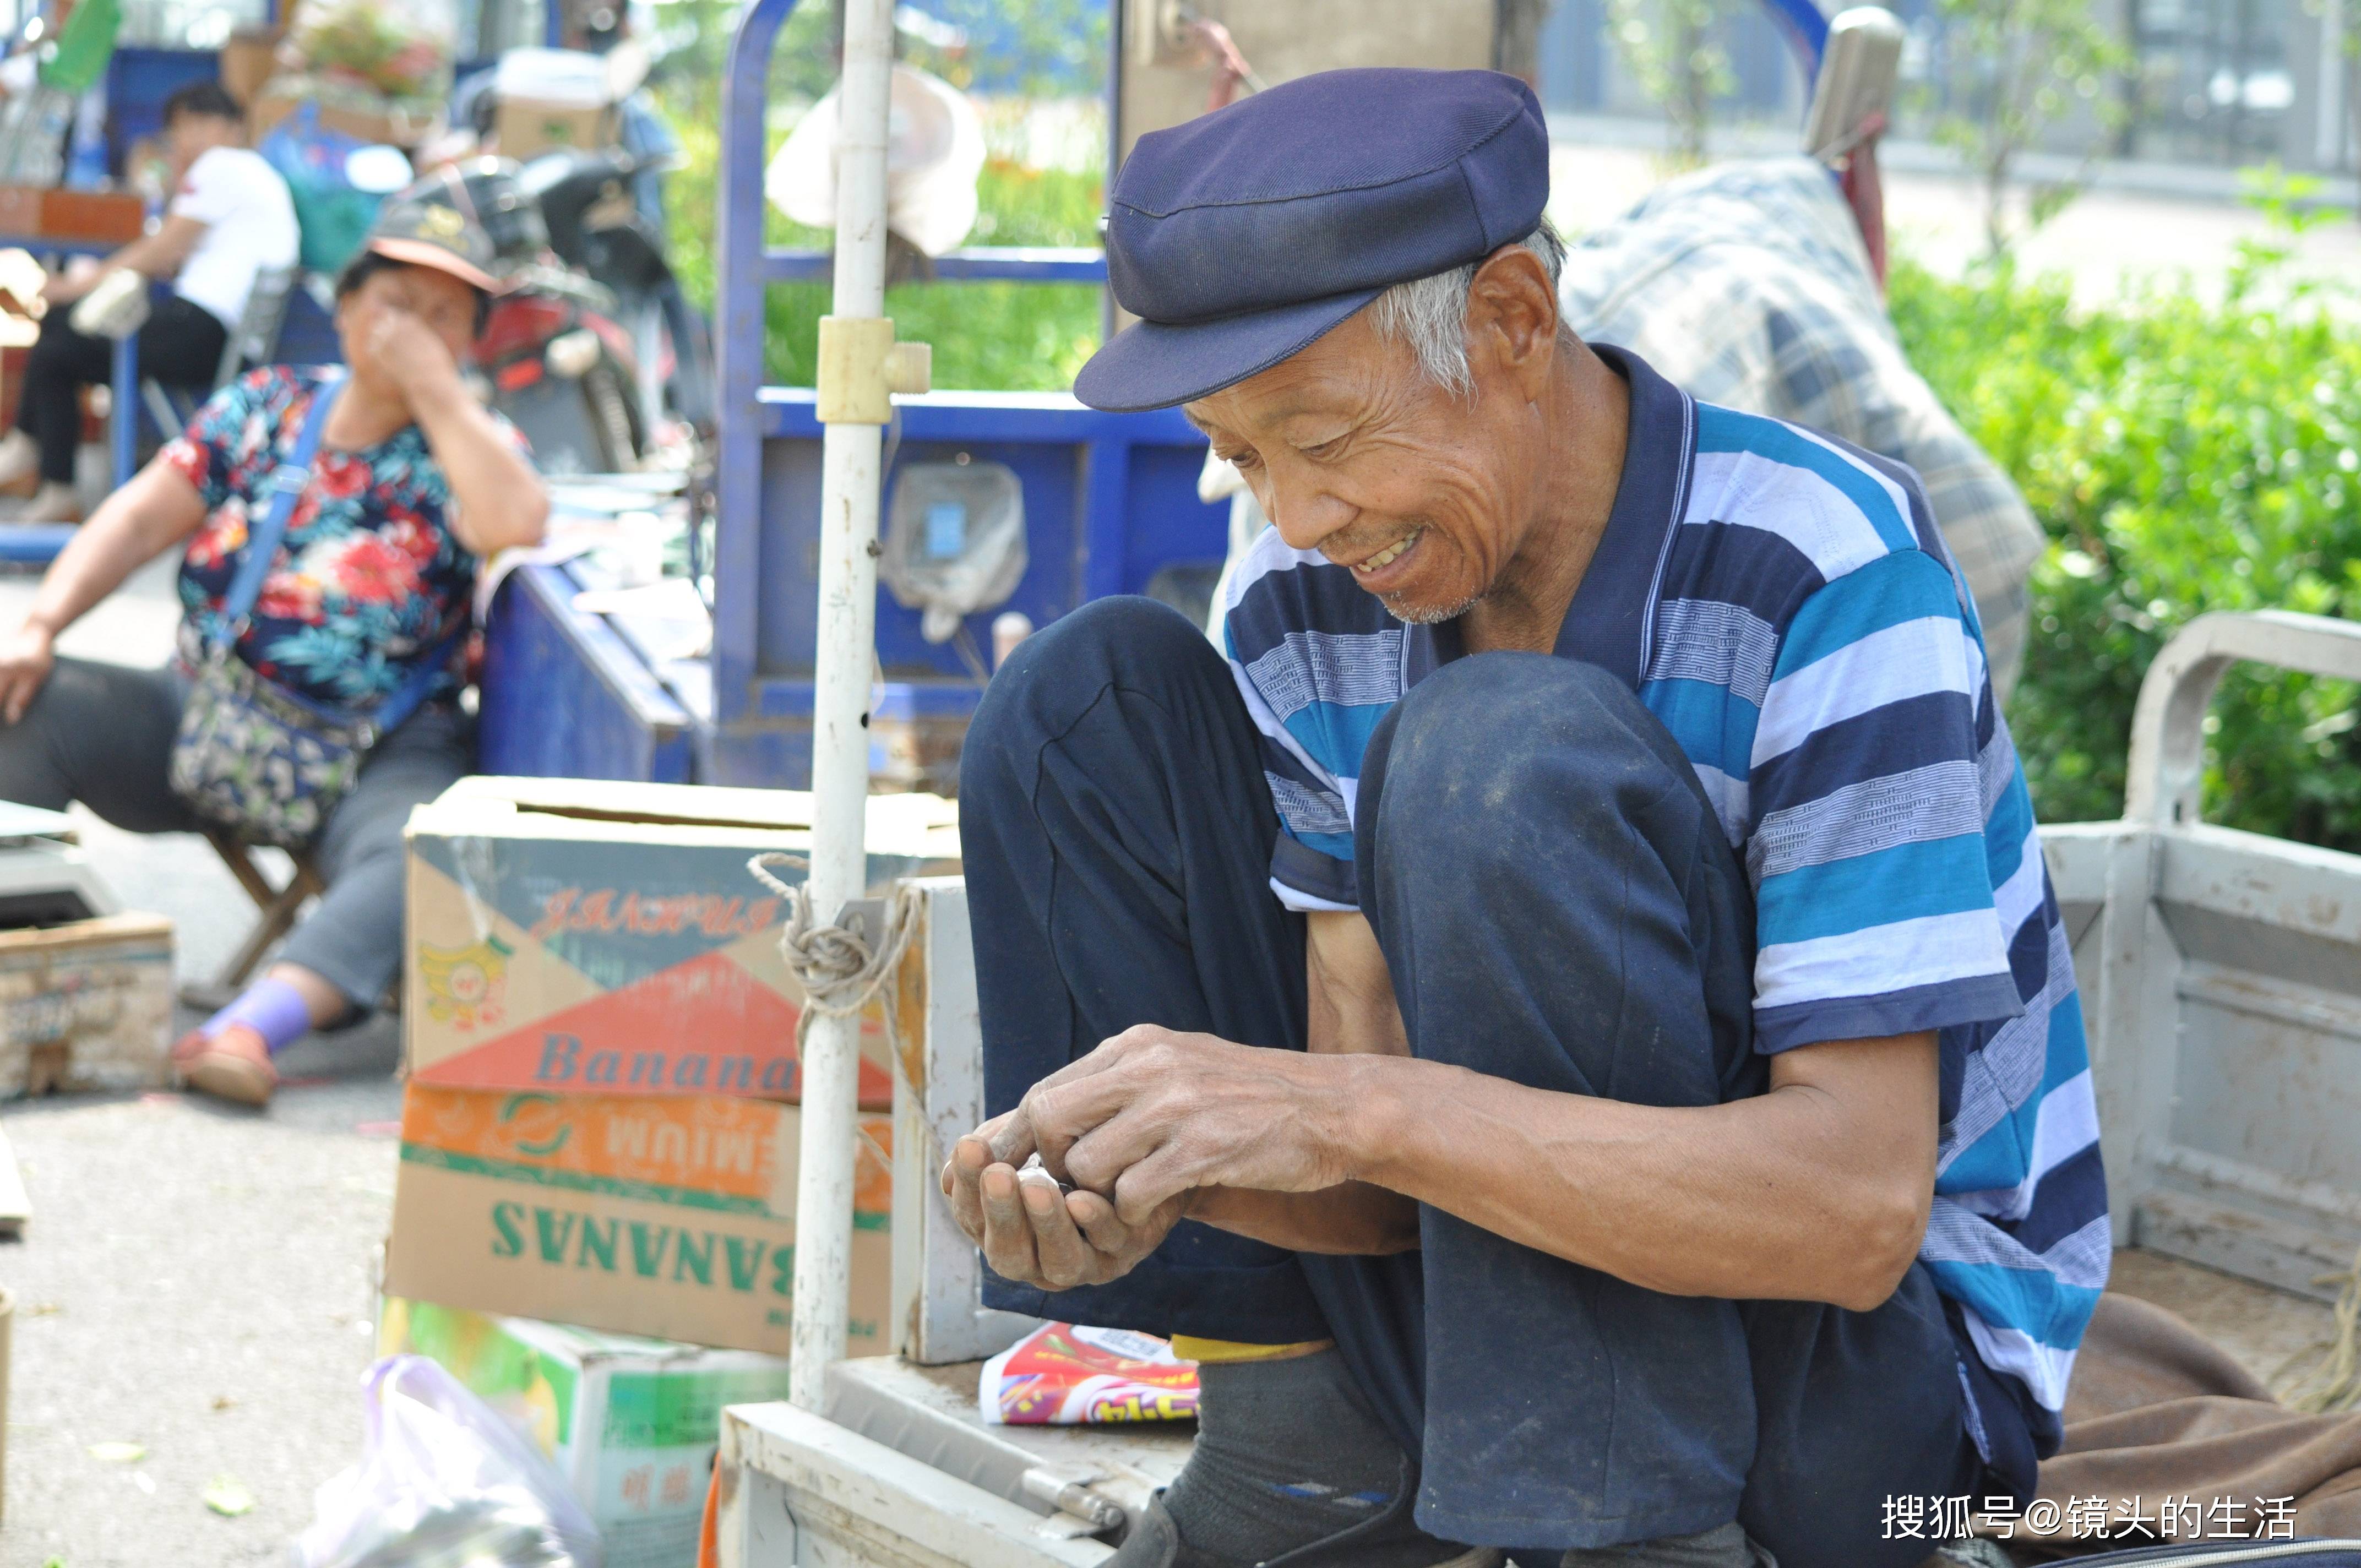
[{"left": 0, "top": 555, "right": 402, "bottom": 1567}]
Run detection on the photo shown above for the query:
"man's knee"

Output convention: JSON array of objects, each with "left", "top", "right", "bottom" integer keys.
[
  {"left": 989, "top": 595, "right": 1220, "bottom": 701},
  {"left": 1365, "top": 653, "right": 1688, "bottom": 874},
  {"left": 24, "top": 313, "right": 89, "bottom": 379},
  {"left": 963, "top": 596, "right": 1225, "bottom": 793}
]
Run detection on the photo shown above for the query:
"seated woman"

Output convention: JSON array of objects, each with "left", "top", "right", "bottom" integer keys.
[{"left": 0, "top": 200, "right": 548, "bottom": 1106}]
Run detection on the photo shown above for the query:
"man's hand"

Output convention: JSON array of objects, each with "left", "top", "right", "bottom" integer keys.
[
  {"left": 0, "top": 620, "right": 56, "bottom": 723},
  {"left": 39, "top": 257, "right": 103, "bottom": 306},
  {"left": 941, "top": 1128, "right": 1191, "bottom": 1291},
  {"left": 983, "top": 1026, "right": 1359, "bottom": 1226}
]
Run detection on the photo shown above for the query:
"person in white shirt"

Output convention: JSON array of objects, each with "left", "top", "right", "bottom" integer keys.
[{"left": 0, "top": 81, "right": 299, "bottom": 523}]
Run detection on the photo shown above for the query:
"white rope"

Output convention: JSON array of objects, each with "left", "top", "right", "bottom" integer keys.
[
  {"left": 747, "top": 851, "right": 921, "bottom": 1152},
  {"left": 2273, "top": 1243, "right": 2361, "bottom": 1414}
]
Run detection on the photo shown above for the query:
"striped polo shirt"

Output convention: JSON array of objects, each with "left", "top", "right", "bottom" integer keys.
[{"left": 1217, "top": 344, "right": 2107, "bottom": 1490}]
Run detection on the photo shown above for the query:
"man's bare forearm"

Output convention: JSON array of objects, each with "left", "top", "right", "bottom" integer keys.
[
  {"left": 976, "top": 1000, "right": 1935, "bottom": 1310},
  {"left": 1187, "top": 1181, "right": 1419, "bottom": 1255},
  {"left": 1323, "top": 1034, "right": 1938, "bottom": 1310}
]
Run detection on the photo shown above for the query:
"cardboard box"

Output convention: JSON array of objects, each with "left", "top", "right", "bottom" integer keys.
[
  {"left": 403, "top": 776, "right": 958, "bottom": 1106},
  {"left": 379, "top": 1294, "right": 792, "bottom": 1568},
  {"left": 219, "top": 30, "right": 281, "bottom": 108},
  {"left": 383, "top": 1084, "right": 893, "bottom": 1356},
  {"left": 496, "top": 99, "right": 620, "bottom": 160},
  {"left": 0, "top": 913, "right": 173, "bottom": 1097}
]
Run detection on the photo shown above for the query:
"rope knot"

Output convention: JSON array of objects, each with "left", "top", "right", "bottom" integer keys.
[{"left": 747, "top": 852, "right": 921, "bottom": 1048}]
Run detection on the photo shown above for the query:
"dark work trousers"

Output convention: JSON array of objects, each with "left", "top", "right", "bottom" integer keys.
[
  {"left": 14, "top": 297, "right": 228, "bottom": 484},
  {"left": 0, "top": 655, "right": 469, "bottom": 1009},
  {"left": 960, "top": 597, "right": 1986, "bottom": 1564}
]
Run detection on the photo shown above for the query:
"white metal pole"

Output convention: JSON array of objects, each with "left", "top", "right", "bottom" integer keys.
[
  {"left": 2319, "top": 0, "right": 2347, "bottom": 171},
  {"left": 790, "top": 0, "right": 894, "bottom": 1413}
]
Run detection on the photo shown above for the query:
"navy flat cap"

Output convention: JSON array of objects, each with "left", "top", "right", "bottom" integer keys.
[{"left": 1073, "top": 68, "right": 1550, "bottom": 413}]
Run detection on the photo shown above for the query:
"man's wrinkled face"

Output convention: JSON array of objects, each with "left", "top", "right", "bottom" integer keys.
[{"left": 1186, "top": 308, "right": 1538, "bottom": 625}]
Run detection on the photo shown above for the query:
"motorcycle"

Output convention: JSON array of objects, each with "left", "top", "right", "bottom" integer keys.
[
  {"left": 518, "top": 144, "right": 714, "bottom": 435},
  {"left": 415, "top": 156, "right": 656, "bottom": 476}
]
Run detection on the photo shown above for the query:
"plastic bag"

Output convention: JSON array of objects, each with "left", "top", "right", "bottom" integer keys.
[
  {"left": 258, "top": 103, "right": 401, "bottom": 275},
  {"left": 764, "top": 63, "right": 985, "bottom": 259},
  {"left": 294, "top": 1354, "right": 602, "bottom": 1568},
  {"left": 981, "top": 1322, "right": 1199, "bottom": 1425},
  {"left": 880, "top": 459, "right": 1028, "bottom": 643}
]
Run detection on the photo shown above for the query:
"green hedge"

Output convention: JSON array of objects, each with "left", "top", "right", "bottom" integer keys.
[{"left": 1888, "top": 258, "right": 2361, "bottom": 851}]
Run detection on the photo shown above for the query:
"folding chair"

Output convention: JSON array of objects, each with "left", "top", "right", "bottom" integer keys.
[
  {"left": 140, "top": 265, "right": 298, "bottom": 441},
  {"left": 179, "top": 827, "right": 324, "bottom": 1012}
]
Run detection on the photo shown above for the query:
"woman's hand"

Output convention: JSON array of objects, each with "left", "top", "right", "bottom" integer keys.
[
  {"left": 363, "top": 303, "right": 464, "bottom": 411},
  {"left": 0, "top": 620, "right": 56, "bottom": 723}
]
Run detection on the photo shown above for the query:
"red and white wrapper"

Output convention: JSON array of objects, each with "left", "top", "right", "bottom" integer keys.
[{"left": 980, "top": 1322, "right": 1200, "bottom": 1425}]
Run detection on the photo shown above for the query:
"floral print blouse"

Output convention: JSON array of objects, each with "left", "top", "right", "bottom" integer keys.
[{"left": 161, "top": 367, "right": 529, "bottom": 713}]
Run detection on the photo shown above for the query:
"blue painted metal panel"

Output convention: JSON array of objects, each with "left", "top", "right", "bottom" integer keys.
[
  {"left": 709, "top": 723, "right": 812, "bottom": 790},
  {"left": 478, "top": 564, "right": 694, "bottom": 782},
  {"left": 711, "top": 0, "right": 794, "bottom": 719},
  {"left": 763, "top": 247, "right": 1110, "bottom": 284},
  {"left": 753, "top": 432, "right": 1081, "bottom": 682},
  {"left": 744, "top": 389, "right": 1223, "bottom": 688},
  {"left": 706, "top": 677, "right": 984, "bottom": 788},
  {"left": 1760, "top": 0, "right": 1829, "bottom": 81},
  {"left": 0, "top": 525, "right": 79, "bottom": 567},
  {"left": 755, "top": 387, "right": 1203, "bottom": 445}
]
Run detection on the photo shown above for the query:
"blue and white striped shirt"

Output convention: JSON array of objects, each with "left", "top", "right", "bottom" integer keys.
[{"left": 1218, "top": 345, "right": 2106, "bottom": 1486}]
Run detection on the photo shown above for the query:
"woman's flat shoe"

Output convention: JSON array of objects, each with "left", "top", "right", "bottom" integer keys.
[{"left": 171, "top": 1022, "right": 277, "bottom": 1107}]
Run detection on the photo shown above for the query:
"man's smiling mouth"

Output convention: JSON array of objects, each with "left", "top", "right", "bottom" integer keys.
[{"left": 1350, "top": 528, "right": 1424, "bottom": 578}]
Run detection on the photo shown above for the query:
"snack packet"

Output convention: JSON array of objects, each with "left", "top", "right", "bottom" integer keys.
[{"left": 980, "top": 1322, "right": 1199, "bottom": 1425}]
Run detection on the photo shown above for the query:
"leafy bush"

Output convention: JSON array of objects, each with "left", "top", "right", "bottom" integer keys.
[{"left": 1889, "top": 253, "right": 2361, "bottom": 850}]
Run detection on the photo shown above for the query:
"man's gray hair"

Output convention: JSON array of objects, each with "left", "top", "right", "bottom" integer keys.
[{"left": 1364, "top": 220, "right": 1569, "bottom": 399}]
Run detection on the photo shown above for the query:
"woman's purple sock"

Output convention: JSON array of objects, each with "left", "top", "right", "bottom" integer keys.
[{"left": 200, "top": 977, "right": 314, "bottom": 1056}]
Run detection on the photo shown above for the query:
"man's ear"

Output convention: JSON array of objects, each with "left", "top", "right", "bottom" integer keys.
[{"left": 1465, "top": 246, "right": 1560, "bottom": 401}]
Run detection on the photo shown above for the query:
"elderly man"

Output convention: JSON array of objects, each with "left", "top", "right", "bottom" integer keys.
[{"left": 947, "top": 70, "right": 2103, "bottom": 1568}]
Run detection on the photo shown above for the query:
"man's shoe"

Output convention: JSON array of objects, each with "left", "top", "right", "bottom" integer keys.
[
  {"left": 1108, "top": 1490, "right": 1503, "bottom": 1568},
  {"left": 0, "top": 481, "right": 81, "bottom": 523},
  {"left": 171, "top": 1022, "right": 276, "bottom": 1107},
  {"left": 0, "top": 430, "right": 35, "bottom": 495}
]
